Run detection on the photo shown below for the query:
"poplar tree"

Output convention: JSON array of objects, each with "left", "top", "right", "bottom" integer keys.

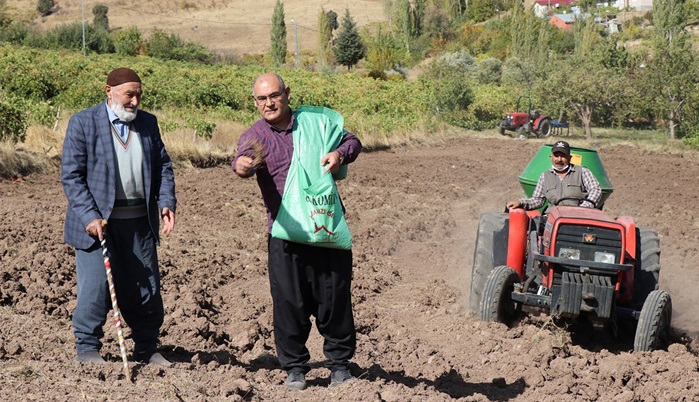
[
  {"left": 333, "top": 9, "right": 366, "bottom": 71},
  {"left": 318, "top": 7, "right": 333, "bottom": 66},
  {"left": 398, "top": 0, "right": 411, "bottom": 50},
  {"left": 411, "top": 0, "right": 425, "bottom": 37},
  {"left": 269, "top": 0, "right": 287, "bottom": 66}
]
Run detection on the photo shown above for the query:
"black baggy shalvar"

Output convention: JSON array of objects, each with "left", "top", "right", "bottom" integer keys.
[{"left": 267, "top": 235, "right": 356, "bottom": 373}]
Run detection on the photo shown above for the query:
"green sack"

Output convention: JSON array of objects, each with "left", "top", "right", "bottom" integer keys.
[{"left": 270, "top": 106, "right": 353, "bottom": 249}]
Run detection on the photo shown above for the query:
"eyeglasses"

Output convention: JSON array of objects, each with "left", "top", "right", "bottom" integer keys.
[{"left": 254, "top": 91, "right": 284, "bottom": 103}]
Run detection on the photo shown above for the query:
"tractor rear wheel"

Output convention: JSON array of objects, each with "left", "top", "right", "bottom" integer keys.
[
  {"left": 480, "top": 265, "right": 521, "bottom": 324},
  {"left": 634, "top": 290, "right": 672, "bottom": 351},
  {"left": 538, "top": 119, "right": 552, "bottom": 137},
  {"left": 633, "top": 228, "right": 661, "bottom": 310},
  {"left": 469, "top": 213, "right": 509, "bottom": 311}
]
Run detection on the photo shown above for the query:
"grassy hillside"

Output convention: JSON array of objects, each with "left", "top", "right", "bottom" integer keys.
[{"left": 10, "top": 0, "right": 386, "bottom": 57}]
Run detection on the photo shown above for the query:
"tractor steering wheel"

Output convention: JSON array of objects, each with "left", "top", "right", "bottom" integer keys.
[{"left": 554, "top": 197, "right": 596, "bottom": 208}]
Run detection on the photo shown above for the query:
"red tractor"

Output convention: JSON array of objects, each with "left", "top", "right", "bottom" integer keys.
[
  {"left": 499, "top": 96, "right": 553, "bottom": 138},
  {"left": 470, "top": 145, "right": 672, "bottom": 351}
]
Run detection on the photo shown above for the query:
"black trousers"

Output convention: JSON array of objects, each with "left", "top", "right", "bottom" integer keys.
[{"left": 267, "top": 235, "right": 356, "bottom": 373}]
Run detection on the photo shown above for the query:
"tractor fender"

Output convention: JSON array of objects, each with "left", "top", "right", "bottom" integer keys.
[
  {"left": 532, "top": 115, "right": 549, "bottom": 130},
  {"left": 506, "top": 208, "right": 529, "bottom": 280},
  {"left": 616, "top": 215, "right": 637, "bottom": 305},
  {"left": 616, "top": 216, "right": 637, "bottom": 259}
]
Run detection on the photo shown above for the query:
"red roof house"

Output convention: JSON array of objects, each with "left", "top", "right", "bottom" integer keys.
[{"left": 548, "top": 13, "right": 577, "bottom": 30}]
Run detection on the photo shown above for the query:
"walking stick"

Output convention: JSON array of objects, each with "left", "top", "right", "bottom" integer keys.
[{"left": 100, "top": 223, "right": 131, "bottom": 382}]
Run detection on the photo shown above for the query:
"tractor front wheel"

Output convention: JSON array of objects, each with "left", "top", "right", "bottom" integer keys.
[
  {"left": 479, "top": 265, "right": 521, "bottom": 325},
  {"left": 499, "top": 126, "right": 506, "bottom": 135},
  {"left": 634, "top": 290, "right": 672, "bottom": 351}
]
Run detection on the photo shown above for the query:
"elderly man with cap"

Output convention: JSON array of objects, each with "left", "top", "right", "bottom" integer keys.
[
  {"left": 507, "top": 141, "right": 601, "bottom": 213},
  {"left": 61, "top": 67, "right": 176, "bottom": 366}
]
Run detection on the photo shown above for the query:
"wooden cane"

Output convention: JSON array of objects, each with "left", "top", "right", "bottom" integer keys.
[{"left": 100, "top": 222, "right": 131, "bottom": 382}]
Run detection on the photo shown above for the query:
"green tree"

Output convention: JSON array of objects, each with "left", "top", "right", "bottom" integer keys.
[
  {"left": 471, "top": 57, "right": 502, "bottom": 84},
  {"left": 318, "top": 7, "right": 333, "bottom": 67},
  {"left": 467, "top": 0, "right": 496, "bottom": 23},
  {"left": 326, "top": 10, "right": 339, "bottom": 31},
  {"left": 545, "top": 60, "right": 627, "bottom": 138},
  {"left": 92, "top": 3, "right": 109, "bottom": 31},
  {"left": 424, "top": 49, "right": 475, "bottom": 80},
  {"left": 365, "top": 26, "right": 403, "bottom": 78},
  {"left": 445, "top": 0, "right": 467, "bottom": 22},
  {"left": 113, "top": 26, "right": 142, "bottom": 56},
  {"left": 431, "top": 73, "right": 473, "bottom": 113},
  {"left": 394, "top": 0, "right": 424, "bottom": 51},
  {"left": 423, "top": 4, "right": 450, "bottom": 40},
  {"left": 412, "top": 0, "right": 425, "bottom": 37},
  {"left": 0, "top": 101, "right": 27, "bottom": 143},
  {"left": 37, "top": 0, "right": 54, "bottom": 16},
  {"left": 505, "top": 4, "right": 552, "bottom": 93},
  {"left": 649, "top": 0, "right": 697, "bottom": 139},
  {"left": 398, "top": 0, "right": 412, "bottom": 50},
  {"left": 509, "top": 4, "right": 550, "bottom": 65},
  {"left": 382, "top": 0, "right": 395, "bottom": 32},
  {"left": 542, "top": 19, "right": 630, "bottom": 138},
  {"left": 269, "top": 0, "right": 287, "bottom": 66},
  {"left": 386, "top": 0, "right": 416, "bottom": 47},
  {"left": 333, "top": 9, "right": 366, "bottom": 71}
]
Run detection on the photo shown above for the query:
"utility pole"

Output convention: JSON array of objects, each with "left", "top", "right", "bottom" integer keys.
[
  {"left": 81, "top": 0, "right": 86, "bottom": 56},
  {"left": 291, "top": 18, "right": 299, "bottom": 69}
]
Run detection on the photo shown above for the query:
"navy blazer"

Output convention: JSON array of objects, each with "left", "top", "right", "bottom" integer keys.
[{"left": 61, "top": 102, "right": 176, "bottom": 250}]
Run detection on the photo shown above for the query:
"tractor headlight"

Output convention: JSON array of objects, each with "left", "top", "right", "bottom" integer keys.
[
  {"left": 594, "top": 251, "right": 615, "bottom": 264},
  {"left": 559, "top": 248, "right": 580, "bottom": 260}
]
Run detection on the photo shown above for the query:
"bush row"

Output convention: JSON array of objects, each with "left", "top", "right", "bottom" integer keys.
[{"left": 0, "top": 44, "right": 515, "bottom": 142}]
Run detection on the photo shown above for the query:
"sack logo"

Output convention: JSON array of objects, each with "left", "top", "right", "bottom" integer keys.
[
  {"left": 307, "top": 193, "right": 337, "bottom": 237},
  {"left": 314, "top": 222, "right": 334, "bottom": 235}
]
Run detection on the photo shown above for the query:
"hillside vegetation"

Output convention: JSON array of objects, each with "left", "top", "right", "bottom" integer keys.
[{"left": 2, "top": 0, "right": 699, "bottom": 178}]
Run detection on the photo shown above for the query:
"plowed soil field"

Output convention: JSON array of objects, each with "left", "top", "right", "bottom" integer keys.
[{"left": 1, "top": 136, "right": 698, "bottom": 401}]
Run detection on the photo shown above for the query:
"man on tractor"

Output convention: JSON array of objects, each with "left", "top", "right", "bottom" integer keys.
[
  {"left": 474, "top": 141, "right": 672, "bottom": 352},
  {"left": 506, "top": 141, "right": 602, "bottom": 213}
]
